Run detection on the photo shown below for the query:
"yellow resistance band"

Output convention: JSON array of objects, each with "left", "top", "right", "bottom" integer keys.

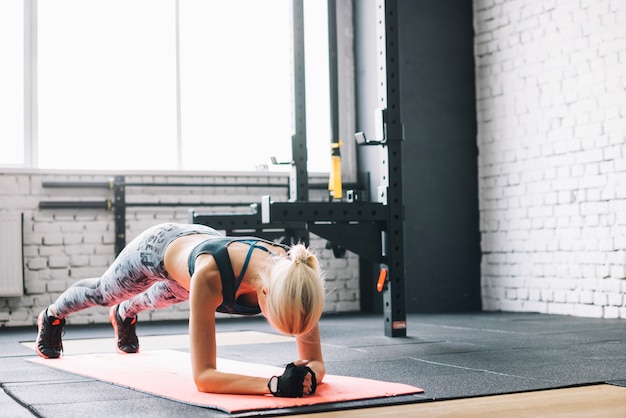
[{"left": 328, "top": 141, "right": 342, "bottom": 199}]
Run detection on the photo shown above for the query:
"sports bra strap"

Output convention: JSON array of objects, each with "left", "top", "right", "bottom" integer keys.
[{"left": 235, "top": 242, "right": 257, "bottom": 292}]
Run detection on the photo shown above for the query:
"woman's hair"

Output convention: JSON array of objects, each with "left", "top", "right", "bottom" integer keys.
[{"left": 261, "top": 244, "right": 325, "bottom": 336}]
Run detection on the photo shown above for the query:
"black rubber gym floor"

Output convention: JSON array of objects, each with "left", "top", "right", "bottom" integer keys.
[{"left": 1, "top": 312, "right": 625, "bottom": 417}]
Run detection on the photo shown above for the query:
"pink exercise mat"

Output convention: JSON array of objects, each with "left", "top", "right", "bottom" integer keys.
[{"left": 30, "top": 349, "right": 423, "bottom": 413}]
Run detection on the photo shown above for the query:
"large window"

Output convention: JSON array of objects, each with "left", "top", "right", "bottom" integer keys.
[
  {"left": 38, "top": 0, "right": 178, "bottom": 170},
  {"left": 0, "top": 1, "right": 24, "bottom": 166},
  {"left": 1, "top": 0, "right": 334, "bottom": 173},
  {"left": 303, "top": 0, "right": 331, "bottom": 174},
  {"left": 178, "top": 0, "right": 293, "bottom": 172}
]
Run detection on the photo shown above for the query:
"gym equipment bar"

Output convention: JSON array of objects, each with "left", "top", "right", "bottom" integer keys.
[
  {"left": 39, "top": 175, "right": 285, "bottom": 255},
  {"left": 38, "top": 201, "right": 257, "bottom": 210},
  {"left": 41, "top": 179, "right": 290, "bottom": 189}
]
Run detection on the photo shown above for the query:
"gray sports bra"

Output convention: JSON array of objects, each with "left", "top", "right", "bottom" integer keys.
[{"left": 187, "top": 237, "right": 290, "bottom": 315}]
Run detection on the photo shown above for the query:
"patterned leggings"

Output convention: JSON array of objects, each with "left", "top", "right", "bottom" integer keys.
[{"left": 50, "top": 223, "right": 223, "bottom": 319}]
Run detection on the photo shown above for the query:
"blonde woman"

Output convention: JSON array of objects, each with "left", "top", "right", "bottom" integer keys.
[{"left": 36, "top": 223, "right": 326, "bottom": 397}]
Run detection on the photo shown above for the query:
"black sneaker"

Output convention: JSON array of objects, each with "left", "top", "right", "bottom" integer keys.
[
  {"left": 36, "top": 309, "right": 65, "bottom": 359},
  {"left": 109, "top": 305, "right": 139, "bottom": 354}
]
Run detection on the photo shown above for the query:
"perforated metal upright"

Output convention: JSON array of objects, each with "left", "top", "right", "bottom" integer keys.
[
  {"left": 113, "top": 176, "right": 126, "bottom": 256},
  {"left": 288, "top": 0, "right": 310, "bottom": 246},
  {"left": 377, "top": 0, "right": 407, "bottom": 337}
]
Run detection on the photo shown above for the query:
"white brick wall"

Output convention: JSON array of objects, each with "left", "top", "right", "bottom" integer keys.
[
  {"left": 475, "top": 0, "right": 626, "bottom": 318},
  {"left": 0, "top": 170, "right": 359, "bottom": 326}
]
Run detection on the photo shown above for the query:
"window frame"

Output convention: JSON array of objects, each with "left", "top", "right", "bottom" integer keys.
[{"left": 7, "top": 0, "right": 355, "bottom": 178}]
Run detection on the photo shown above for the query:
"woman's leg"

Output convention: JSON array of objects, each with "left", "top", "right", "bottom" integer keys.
[
  {"left": 49, "top": 223, "right": 214, "bottom": 319},
  {"left": 48, "top": 276, "right": 112, "bottom": 318},
  {"left": 119, "top": 280, "right": 189, "bottom": 318},
  {"left": 49, "top": 245, "right": 161, "bottom": 318},
  {"left": 49, "top": 224, "right": 172, "bottom": 318},
  {"left": 38, "top": 223, "right": 195, "bottom": 358},
  {"left": 106, "top": 279, "right": 189, "bottom": 354}
]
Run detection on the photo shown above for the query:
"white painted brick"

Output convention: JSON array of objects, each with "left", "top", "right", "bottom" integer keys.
[
  {"left": 522, "top": 300, "right": 548, "bottom": 313},
  {"left": 63, "top": 233, "right": 83, "bottom": 245},
  {"left": 60, "top": 222, "right": 85, "bottom": 233},
  {"left": 540, "top": 288, "right": 554, "bottom": 302},
  {"left": 604, "top": 306, "right": 620, "bottom": 319},
  {"left": 48, "top": 255, "right": 70, "bottom": 269},
  {"left": 50, "top": 269, "right": 71, "bottom": 282},
  {"left": 0, "top": 309, "right": 10, "bottom": 322},
  {"left": 593, "top": 291, "right": 608, "bottom": 306},
  {"left": 481, "top": 298, "right": 500, "bottom": 312},
  {"left": 33, "top": 222, "right": 62, "bottom": 233},
  {"left": 565, "top": 290, "right": 579, "bottom": 304},
  {"left": 596, "top": 264, "right": 613, "bottom": 280},
  {"left": 46, "top": 279, "right": 69, "bottom": 293},
  {"left": 25, "top": 279, "right": 47, "bottom": 294},
  {"left": 504, "top": 288, "right": 517, "bottom": 300},
  {"left": 500, "top": 299, "right": 524, "bottom": 311},
  {"left": 27, "top": 258, "right": 48, "bottom": 270},
  {"left": 42, "top": 234, "right": 63, "bottom": 245},
  {"left": 553, "top": 290, "right": 567, "bottom": 303},
  {"left": 547, "top": 302, "right": 573, "bottom": 316},
  {"left": 39, "top": 245, "right": 65, "bottom": 257},
  {"left": 88, "top": 255, "right": 111, "bottom": 268},
  {"left": 517, "top": 286, "right": 530, "bottom": 300},
  {"left": 94, "top": 244, "right": 115, "bottom": 256},
  {"left": 83, "top": 232, "right": 104, "bottom": 244},
  {"left": 574, "top": 303, "right": 604, "bottom": 318},
  {"left": 610, "top": 265, "right": 626, "bottom": 279},
  {"left": 608, "top": 292, "right": 624, "bottom": 306}
]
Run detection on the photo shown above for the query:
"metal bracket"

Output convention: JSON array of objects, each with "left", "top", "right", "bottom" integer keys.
[
  {"left": 355, "top": 131, "right": 384, "bottom": 146},
  {"left": 261, "top": 196, "right": 387, "bottom": 263}
]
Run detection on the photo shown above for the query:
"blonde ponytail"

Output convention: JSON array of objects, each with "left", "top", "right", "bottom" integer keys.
[
  {"left": 289, "top": 244, "right": 320, "bottom": 270},
  {"left": 262, "top": 244, "right": 325, "bottom": 336}
]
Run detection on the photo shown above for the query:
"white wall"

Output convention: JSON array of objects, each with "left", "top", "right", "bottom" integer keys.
[
  {"left": 0, "top": 169, "right": 359, "bottom": 326},
  {"left": 475, "top": 0, "right": 626, "bottom": 317}
]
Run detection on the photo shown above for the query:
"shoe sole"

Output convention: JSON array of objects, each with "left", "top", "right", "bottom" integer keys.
[
  {"left": 35, "top": 310, "right": 60, "bottom": 359},
  {"left": 109, "top": 305, "right": 139, "bottom": 354}
]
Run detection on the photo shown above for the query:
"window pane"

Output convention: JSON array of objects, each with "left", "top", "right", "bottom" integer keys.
[
  {"left": 304, "top": 0, "right": 331, "bottom": 173},
  {"left": 179, "top": 0, "right": 293, "bottom": 172},
  {"left": 0, "top": 1, "right": 24, "bottom": 165},
  {"left": 38, "top": 0, "right": 177, "bottom": 170}
]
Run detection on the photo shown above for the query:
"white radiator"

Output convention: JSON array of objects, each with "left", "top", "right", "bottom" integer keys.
[{"left": 0, "top": 212, "right": 24, "bottom": 296}]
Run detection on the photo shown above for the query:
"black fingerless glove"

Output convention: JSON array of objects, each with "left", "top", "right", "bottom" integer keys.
[{"left": 267, "top": 362, "right": 317, "bottom": 397}]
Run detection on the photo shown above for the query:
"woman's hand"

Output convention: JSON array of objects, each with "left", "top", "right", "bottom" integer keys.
[
  {"left": 293, "top": 360, "right": 316, "bottom": 395},
  {"left": 268, "top": 360, "right": 317, "bottom": 397}
]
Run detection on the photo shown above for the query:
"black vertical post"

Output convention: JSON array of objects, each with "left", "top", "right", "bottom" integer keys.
[
  {"left": 113, "top": 176, "right": 126, "bottom": 256},
  {"left": 289, "top": 0, "right": 310, "bottom": 245},
  {"left": 327, "top": 0, "right": 342, "bottom": 200},
  {"left": 327, "top": 0, "right": 339, "bottom": 144},
  {"left": 377, "top": 0, "right": 407, "bottom": 337}
]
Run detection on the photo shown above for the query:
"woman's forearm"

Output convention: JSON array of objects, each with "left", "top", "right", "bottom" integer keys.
[{"left": 194, "top": 368, "right": 270, "bottom": 395}]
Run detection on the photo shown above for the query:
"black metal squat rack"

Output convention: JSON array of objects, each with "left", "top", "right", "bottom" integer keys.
[{"left": 39, "top": 0, "right": 407, "bottom": 337}]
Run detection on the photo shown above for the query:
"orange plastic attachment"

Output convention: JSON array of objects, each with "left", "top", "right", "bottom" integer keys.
[{"left": 376, "top": 267, "right": 388, "bottom": 292}]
